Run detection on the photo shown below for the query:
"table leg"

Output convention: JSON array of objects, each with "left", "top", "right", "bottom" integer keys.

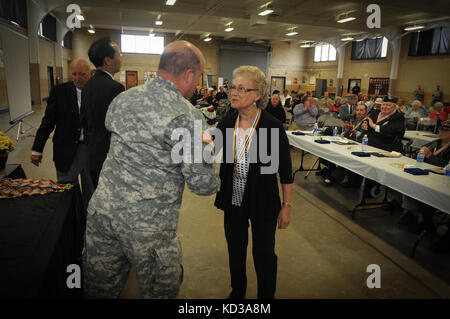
[{"left": 292, "top": 150, "right": 321, "bottom": 180}]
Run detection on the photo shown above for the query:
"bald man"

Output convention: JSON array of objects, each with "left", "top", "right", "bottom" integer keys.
[
  {"left": 31, "top": 59, "right": 91, "bottom": 187},
  {"left": 83, "top": 41, "right": 220, "bottom": 298}
]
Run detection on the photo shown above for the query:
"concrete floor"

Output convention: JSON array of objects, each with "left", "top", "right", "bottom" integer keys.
[{"left": 1, "top": 104, "right": 449, "bottom": 299}]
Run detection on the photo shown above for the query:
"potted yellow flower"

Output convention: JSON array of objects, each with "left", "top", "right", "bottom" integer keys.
[{"left": 0, "top": 131, "right": 15, "bottom": 170}]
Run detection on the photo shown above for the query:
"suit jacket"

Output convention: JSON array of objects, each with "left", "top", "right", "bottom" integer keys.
[
  {"left": 32, "top": 81, "right": 81, "bottom": 172},
  {"left": 214, "top": 110, "right": 293, "bottom": 222},
  {"left": 80, "top": 70, "right": 125, "bottom": 172},
  {"left": 424, "top": 140, "right": 450, "bottom": 168},
  {"left": 339, "top": 103, "right": 356, "bottom": 121},
  {"left": 363, "top": 109, "right": 405, "bottom": 152}
]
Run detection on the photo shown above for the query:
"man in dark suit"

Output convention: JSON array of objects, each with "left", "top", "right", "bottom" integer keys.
[
  {"left": 31, "top": 59, "right": 91, "bottom": 186},
  {"left": 362, "top": 95, "right": 405, "bottom": 152},
  {"left": 81, "top": 37, "right": 125, "bottom": 189},
  {"left": 339, "top": 94, "right": 358, "bottom": 121}
]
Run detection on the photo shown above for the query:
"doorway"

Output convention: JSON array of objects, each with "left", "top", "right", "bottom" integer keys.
[
  {"left": 47, "top": 66, "right": 54, "bottom": 94},
  {"left": 270, "top": 76, "right": 285, "bottom": 95},
  {"left": 126, "top": 71, "right": 138, "bottom": 90}
]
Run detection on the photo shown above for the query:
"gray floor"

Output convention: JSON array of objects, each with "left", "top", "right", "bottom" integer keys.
[{"left": 1, "top": 105, "right": 449, "bottom": 299}]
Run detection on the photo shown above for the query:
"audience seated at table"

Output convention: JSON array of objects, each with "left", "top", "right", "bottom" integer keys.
[
  {"left": 405, "top": 100, "right": 426, "bottom": 130},
  {"left": 290, "top": 96, "right": 318, "bottom": 131},
  {"left": 329, "top": 96, "right": 342, "bottom": 113},
  {"left": 362, "top": 95, "right": 405, "bottom": 152},
  {"left": 399, "top": 120, "right": 450, "bottom": 252},
  {"left": 265, "top": 93, "right": 287, "bottom": 124},
  {"left": 323, "top": 104, "right": 369, "bottom": 186}
]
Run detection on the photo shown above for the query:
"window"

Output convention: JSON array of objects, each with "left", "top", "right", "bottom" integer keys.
[
  {"left": 121, "top": 34, "right": 164, "bottom": 54},
  {"left": 39, "top": 14, "right": 56, "bottom": 42},
  {"left": 313, "top": 44, "right": 336, "bottom": 62},
  {"left": 351, "top": 37, "right": 388, "bottom": 60}
]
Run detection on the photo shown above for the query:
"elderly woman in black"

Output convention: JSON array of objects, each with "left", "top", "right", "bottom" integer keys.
[{"left": 214, "top": 66, "right": 293, "bottom": 299}]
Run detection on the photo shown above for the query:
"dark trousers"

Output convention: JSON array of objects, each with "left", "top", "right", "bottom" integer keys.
[{"left": 224, "top": 206, "right": 278, "bottom": 299}]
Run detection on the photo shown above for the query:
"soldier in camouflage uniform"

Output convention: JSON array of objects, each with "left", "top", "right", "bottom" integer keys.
[{"left": 82, "top": 41, "right": 220, "bottom": 298}]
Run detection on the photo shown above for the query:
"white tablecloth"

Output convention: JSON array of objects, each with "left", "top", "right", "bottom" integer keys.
[
  {"left": 404, "top": 131, "right": 440, "bottom": 148},
  {"left": 287, "top": 131, "right": 450, "bottom": 214}
]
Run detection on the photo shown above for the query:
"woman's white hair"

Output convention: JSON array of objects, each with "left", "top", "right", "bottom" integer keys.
[
  {"left": 411, "top": 100, "right": 422, "bottom": 107},
  {"left": 232, "top": 65, "right": 268, "bottom": 108}
]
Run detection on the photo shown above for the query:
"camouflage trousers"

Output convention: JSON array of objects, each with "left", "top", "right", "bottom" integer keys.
[{"left": 82, "top": 211, "right": 183, "bottom": 298}]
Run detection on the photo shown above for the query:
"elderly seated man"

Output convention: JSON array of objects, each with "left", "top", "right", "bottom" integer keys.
[
  {"left": 290, "top": 96, "right": 318, "bottom": 131},
  {"left": 320, "top": 92, "right": 334, "bottom": 110},
  {"left": 324, "top": 104, "right": 369, "bottom": 185},
  {"left": 400, "top": 120, "right": 450, "bottom": 250},
  {"left": 405, "top": 100, "right": 426, "bottom": 130},
  {"left": 362, "top": 95, "right": 405, "bottom": 152},
  {"left": 266, "top": 93, "right": 287, "bottom": 124},
  {"left": 339, "top": 94, "right": 358, "bottom": 121}
]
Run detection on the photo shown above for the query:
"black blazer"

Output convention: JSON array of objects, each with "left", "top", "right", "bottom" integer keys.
[
  {"left": 363, "top": 109, "right": 405, "bottom": 152},
  {"left": 424, "top": 140, "right": 450, "bottom": 167},
  {"left": 32, "top": 82, "right": 81, "bottom": 172},
  {"left": 80, "top": 70, "right": 125, "bottom": 172},
  {"left": 214, "top": 109, "right": 293, "bottom": 222}
]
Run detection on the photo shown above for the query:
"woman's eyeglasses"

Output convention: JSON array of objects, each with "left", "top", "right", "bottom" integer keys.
[{"left": 230, "top": 85, "right": 259, "bottom": 95}]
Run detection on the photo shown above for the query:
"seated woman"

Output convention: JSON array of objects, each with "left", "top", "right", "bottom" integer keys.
[
  {"left": 329, "top": 96, "right": 342, "bottom": 113},
  {"left": 290, "top": 96, "right": 318, "bottom": 131},
  {"left": 265, "top": 93, "right": 286, "bottom": 123},
  {"left": 429, "top": 102, "right": 448, "bottom": 124},
  {"left": 405, "top": 100, "right": 425, "bottom": 130}
]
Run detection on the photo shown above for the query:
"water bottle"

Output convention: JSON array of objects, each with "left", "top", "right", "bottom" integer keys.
[
  {"left": 361, "top": 134, "right": 368, "bottom": 151},
  {"left": 445, "top": 161, "right": 450, "bottom": 188},
  {"left": 416, "top": 149, "right": 425, "bottom": 168},
  {"left": 333, "top": 126, "right": 338, "bottom": 137},
  {"left": 313, "top": 122, "right": 318, "bottom": 137}
]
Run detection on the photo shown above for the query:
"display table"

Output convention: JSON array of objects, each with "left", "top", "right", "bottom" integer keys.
[
  {"left": 0, "top": 186, "right": 84, "bottom": 298},
  {"left": 0, "top": 164, "right": 26, "bottom": 179}
]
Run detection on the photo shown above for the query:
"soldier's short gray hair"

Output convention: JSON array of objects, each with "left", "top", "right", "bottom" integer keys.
[{"left": 158, "top": 46, "right": 201, "bottom": 77}]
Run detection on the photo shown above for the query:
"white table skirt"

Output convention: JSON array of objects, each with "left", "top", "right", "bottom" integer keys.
[{"left": 287, "top": 131, "right": 450, "bottom": 214}]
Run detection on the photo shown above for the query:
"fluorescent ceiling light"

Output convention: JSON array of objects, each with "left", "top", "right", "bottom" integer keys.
[
  {"left": 76, "top": 15, "right": 85, "bottom": 21},
  {"left": 155, "top": 20, "right": 163, "bottom": 25},
  {"left": 88, "top": 29, "right": 95, "bottom": 34},
  {"left": 337, "top": 17, "right": 355, "bottom": 23},
  {"left": 225, "top": 27, "right": 234, "bottom": 32},
  {"left": 404, "top": 25, "right": 424, "bottom": 31},
  {"left": 341, "top": 37, "right": 354, "bottom": 41},
  {"left": 166, "top": 0, "right": 176, "bottom": 5},
  {"left": 300, "top": 43, "right": 312, "bottom": 48},
  {"left": 254, "top": 40, "right": 264, "bottom": 44},
  {"left": 258, "top": 9, "right": 273, "bottom": 16},
  {"left": 203, "top": 37, "right": 212, "bottom": 42},
  {"left": 286, "top": 31, "right": 298, "bottom": 36}
]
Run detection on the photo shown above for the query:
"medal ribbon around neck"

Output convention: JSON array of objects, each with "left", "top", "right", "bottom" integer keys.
[
  {"left": 233, "top": 108, "right": 261, "bottom": 164},
  {"left": 376, "top": 111, "right": 395, "bottom": 124},
  {"left": 433, "top": 142, "right": 450, "bottom": 156}
]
